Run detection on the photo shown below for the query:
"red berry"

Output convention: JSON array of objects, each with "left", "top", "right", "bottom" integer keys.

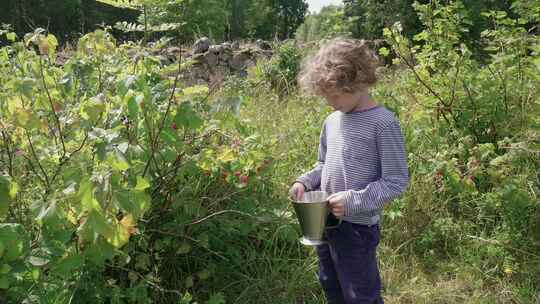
[
  {"left": 240, "top": 175, "right": 248, "bottom": 185},
  {"left": 234, "top": 171, "right": 241, "bottom": 177},
  {"left": 171, "top": 122, "right": 178, "bottom": 130}
]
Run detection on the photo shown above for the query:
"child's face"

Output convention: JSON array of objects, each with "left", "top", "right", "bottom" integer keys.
[{"left": 321, "top": 91, "right": 363, "bottom": 113}]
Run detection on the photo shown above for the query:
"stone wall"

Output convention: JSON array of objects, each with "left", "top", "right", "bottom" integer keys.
[{"left": 156, "top": 38, "right": 273, "bottom": 87}]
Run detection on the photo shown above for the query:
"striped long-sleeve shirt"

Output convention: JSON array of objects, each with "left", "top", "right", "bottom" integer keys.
[{"left": 296, "top": 105, "right": 409, "bottom": 225}]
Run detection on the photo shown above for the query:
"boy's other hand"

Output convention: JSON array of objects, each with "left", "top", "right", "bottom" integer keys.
[
  {"left": 289, "top": 182, "right": 306, "bottom": 201},
  {"left": 328, "top": 192, "right": 346, "bottom": 217}
]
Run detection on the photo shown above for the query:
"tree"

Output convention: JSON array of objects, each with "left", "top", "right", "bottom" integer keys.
[
  {"left": 251, "top": 0, "right": 308, "bottom": 40},
  {"left": 342, "top": 0, "right": 422, "bottom": 40},
  {"left": 341, "top": 0, "right": 515, "bottom": 43},
  {"left": 295, "top": 5, "right": 351, "bottom": 43},
  {"left": 0, "top": 0, "right": 139, "bottom": 42},
  {"left": 273, "top": 0, "right": 309, "bottom": 39}
]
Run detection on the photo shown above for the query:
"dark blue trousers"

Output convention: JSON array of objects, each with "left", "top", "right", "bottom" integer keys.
[{"left": 316, "top": 221, "right": 383, "bottom": 304}]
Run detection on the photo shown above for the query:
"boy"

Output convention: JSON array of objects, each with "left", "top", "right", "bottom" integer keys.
[{"left": 289, "top": 38, "right": 409, "bottom": 304}]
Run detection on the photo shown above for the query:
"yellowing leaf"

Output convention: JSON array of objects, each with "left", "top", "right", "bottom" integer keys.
[
  {"left": 7, "top": 97, "right": 24, "bottom": 114},
  {"left": 120, "top": 214, "right": 136, "bottom": 236},
  {"left": 108, "top": 215, "right": 135, "bottom": 248},
  {"left": 217, "top": 148, "right": 235, "bottom": 163},
  {"left": 38, "top": 38, "right": 49, "bottom": 55}
]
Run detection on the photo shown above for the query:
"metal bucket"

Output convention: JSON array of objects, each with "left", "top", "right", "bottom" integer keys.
[{"left": 292, "top": 191, "right": 341, "bottom": 246}]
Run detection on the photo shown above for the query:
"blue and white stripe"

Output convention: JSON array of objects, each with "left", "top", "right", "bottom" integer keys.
[{"left": 297, "top": 105, "right": 409, "bottom": 225}]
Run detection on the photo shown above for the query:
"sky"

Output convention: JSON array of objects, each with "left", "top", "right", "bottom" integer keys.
[{"left": 306, "top": 0, "right": 343, "bottom": 13}]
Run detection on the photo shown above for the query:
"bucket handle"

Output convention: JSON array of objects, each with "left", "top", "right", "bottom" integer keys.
[{"left": 324, "top": 200, "right": 342, "bottom": 229}]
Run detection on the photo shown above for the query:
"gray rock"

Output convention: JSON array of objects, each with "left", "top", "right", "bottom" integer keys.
[
  {"left": 190, "top": 66, "right": 209, "bottom": 80},
  {"left": 193, "top": 37, "right": 211, "bottom": 54},
  {"left": 260, "top": 50, "right": 273, "bottom": 59},
  {"left": 231, "top": 51, "right": 251, "bottom": 71},
  {"left": 256, "top": 39, "right": 272, "bottom": 50},
  {"left": 218, "top": 48, "right": 233, "bottom": 63},
  {"left": 221, "top": 42, "right": 232, "bottom": 50},
  {"left": 191, "top": 52, "right": 206, "bottom": 64},
  {"left": 209, "top": 45, "right": 223, "bottom": 54},
  {"left": 204, "top": 51, "right": 218, "bottom": 67}
]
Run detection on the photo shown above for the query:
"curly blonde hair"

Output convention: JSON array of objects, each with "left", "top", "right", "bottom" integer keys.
[{"left": 298, "top": 38, "right": 379, "bottom": 95}]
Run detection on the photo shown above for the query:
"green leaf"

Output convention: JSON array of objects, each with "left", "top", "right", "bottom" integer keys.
[
  {"left": 31, "top": 268, "right": 40, "bottom": 280},
  {"left": 114, "top": 189, "right": 137, "bottom": 216},
  {"left": 86, "top": 210, "right": 115, "bottom": 240},
  {"left": 176, "top": 242, "right": 191, "bottom": 254},
  {"left": 160, "top": 129, "right": 177, "bottom": 146},
  {"left": 134, "top": 176, "right": 150, "bottom": 191},
  {"left": 36, "top": 201, "right": 59, "bottom": 224},
  {"left": 378, "top": 47, "right": 390, "bottom": 56},
  {"left": 184, "top": 275, "right": 194, "bottom": 288},
  {"left": 107, "top": 150, "right": 131, "bottom": 171},
  {"left": 206, "top": 292, "right": 225, "bottom": 304},
  {"left": 197, "top": 269, "right": 210, "bottom": 280},
  {"left": 179, "top": 292, "right": 193, "bottom": 304},
  {"left": 0, "top": 275, "right": 9, "bottom": 289},
  {"left": 80, "top": 98, "right": 106, "bottom": 122},
  {"left": 117, "top": 75, "right": 136, "bottom": 98},
  {"left": 198, "top": 233, "right": 209, "bottom": 248},
  {"left": 0, "top": 176, "right": 17, "bottom": 217},
  {"left": 6, "top": 32, "right": 16, "bottom": 42},
  {"left": 0, "top": 263, "right": 11, "bottom": 274},
  {"left": 133, "top": 191, "right": 151, "bottom": 217},
  {"left": 79, "top": 180, "right": 101, "bottom": 211},
  {"left": 16, "top": 78, "right": 36, "bottom": 98},
  {"left": 0, "top": 224, "right": 25, "bottom": 262},
  {"left": 175, "top": 102, "right": 203, "bottom": 129},
  {"left": 83, "top": 239, "right": 117, "bottom": 265},
  {"left": 127, "top": 93, "right": 139, "bottom": 122}
]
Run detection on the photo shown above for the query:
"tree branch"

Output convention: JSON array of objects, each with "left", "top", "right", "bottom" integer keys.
[{"left": 39, "top": 56, "right": 66, "bottom": 157}]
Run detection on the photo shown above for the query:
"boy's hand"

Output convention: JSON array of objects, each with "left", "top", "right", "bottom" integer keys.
[
  {"left": 289, "top": 182, "right": 306, "bottom": 201},
  {"left": 328, "top": 192, "right": 346, "bottom": 217}
]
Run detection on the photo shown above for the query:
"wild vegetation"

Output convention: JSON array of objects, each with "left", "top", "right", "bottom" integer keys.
[{"left": 0, "top": 0, "right": 539, "bottom": 303}]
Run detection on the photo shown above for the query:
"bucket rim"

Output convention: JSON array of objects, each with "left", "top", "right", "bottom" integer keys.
[{"left": 289, "top": 190, "right": 330, "bottom": 204}]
